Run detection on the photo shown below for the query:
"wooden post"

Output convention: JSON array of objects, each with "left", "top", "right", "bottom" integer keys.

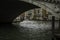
[
  {"left": 52, "top": 16, "right": 55, "bottom": 40},
  {"left": 59, "top": 18, "right": 60, "bottom": 29}
]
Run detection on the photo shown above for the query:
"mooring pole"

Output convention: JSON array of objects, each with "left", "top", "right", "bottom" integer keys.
[
  {"left": 52, "top": 16, "right": 55, "bottom": 40},
  {"left": 59, "top": 18, "right": 60, "bottom": 29}
]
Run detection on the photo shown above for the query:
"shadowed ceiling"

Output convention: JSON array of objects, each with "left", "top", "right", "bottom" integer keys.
[{"left": 1, "top": 0, "right": 39, "bottom": 23}]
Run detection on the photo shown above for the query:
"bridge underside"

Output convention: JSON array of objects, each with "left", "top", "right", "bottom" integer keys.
[{"left": 1, "top": 0, "right": 39, "bottom": 23}]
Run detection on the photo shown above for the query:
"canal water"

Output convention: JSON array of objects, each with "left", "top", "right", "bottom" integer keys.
[{"left": 0, "top": 20, "right": 59, "bottom": 40}]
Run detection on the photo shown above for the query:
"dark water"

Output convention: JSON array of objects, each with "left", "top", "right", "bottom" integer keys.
[
  {"left": 0, "top": 24, "right": 52, "bottom": 40},
  {"left": 0, "top": 24, "right": 21, "bottom": 40}
]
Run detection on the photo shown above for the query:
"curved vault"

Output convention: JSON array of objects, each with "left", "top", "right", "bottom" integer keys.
[
  {"left": 13, "top": 0, "right": 60, "bottom": 23},
  {"left": 1, "top": 0, "right": 40, "bottom": 23}
]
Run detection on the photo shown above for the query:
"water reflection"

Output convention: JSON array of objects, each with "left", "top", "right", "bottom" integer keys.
[
  {"left": 0, "top": 20, "right": 59, "bottom": 40},
  {"left": 0, "top": 24, "right": 21, "bottom": 40}
]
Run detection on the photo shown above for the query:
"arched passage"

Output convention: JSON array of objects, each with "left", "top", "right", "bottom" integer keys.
[{"left": 1, "top": 0, "right": 40, "bottom": 23}]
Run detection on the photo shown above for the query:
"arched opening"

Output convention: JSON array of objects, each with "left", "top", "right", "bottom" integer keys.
[
  {"left": 12, "top": 1, "right": 60, "bottom": 40},
  {"left": 1, "top": 0, "right": 60, "bottom": 40}
]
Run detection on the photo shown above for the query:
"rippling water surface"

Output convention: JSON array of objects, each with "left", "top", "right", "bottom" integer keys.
[{"left": 0, "top": 20, "right": 59, "bottom": 40}]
